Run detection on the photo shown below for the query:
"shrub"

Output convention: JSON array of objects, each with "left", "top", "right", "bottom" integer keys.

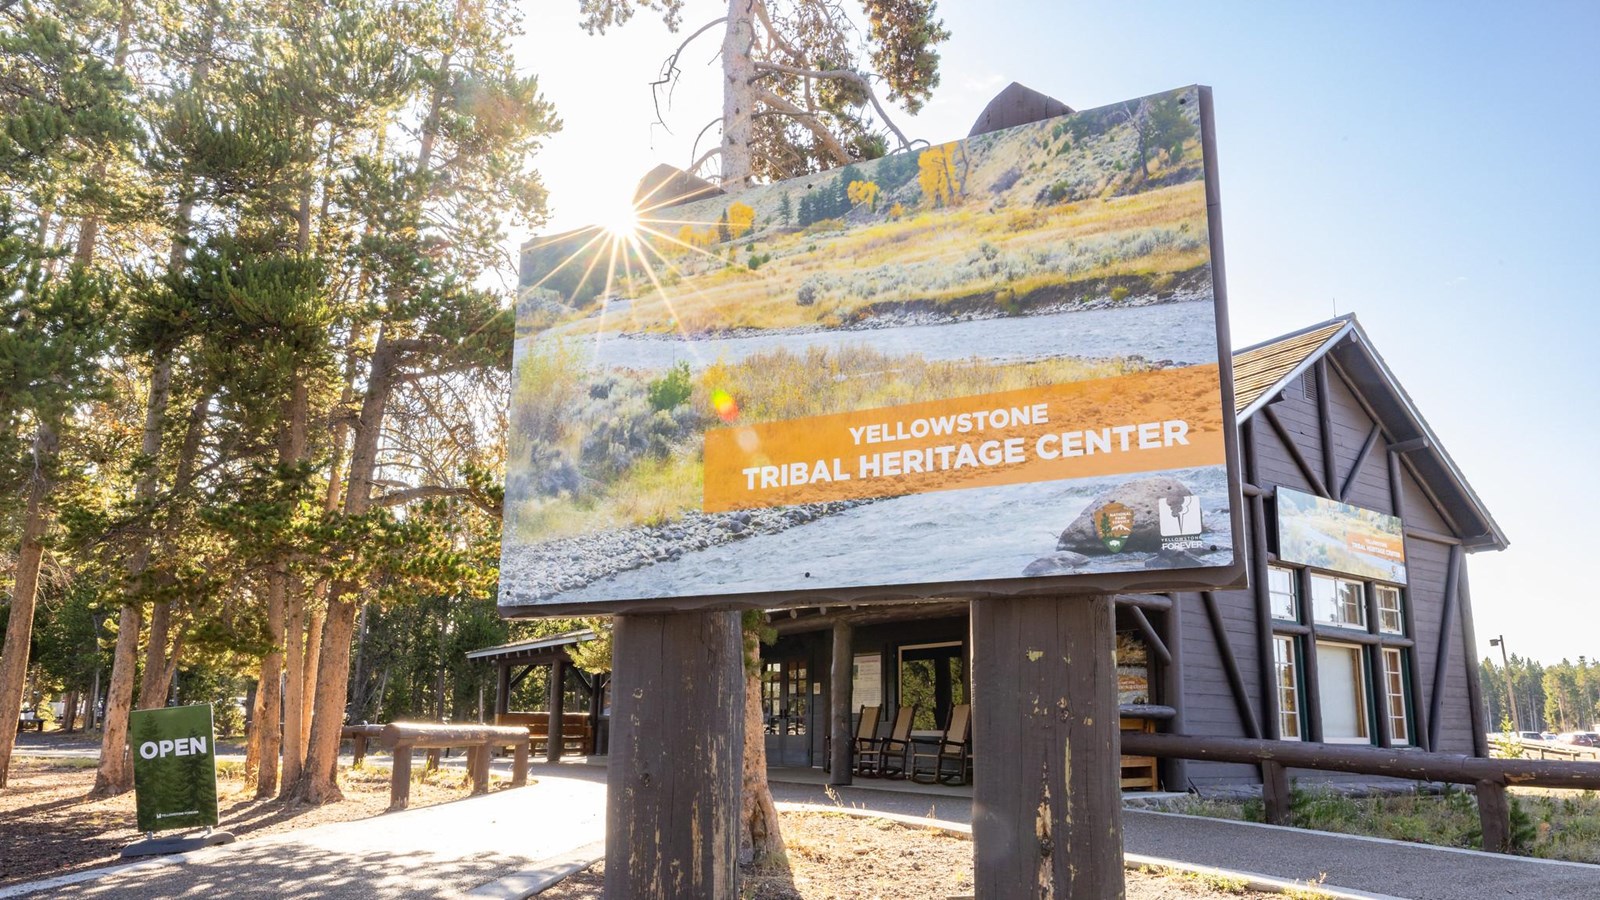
[
  {"left": 796, "top": 282, "right": 818, "bottom": 306},
  {"left": 647, "top": 361, "right": 693, "bottom": 411},
  {"left": 1110, "top": 286, "right": 1130, "bottom": 302}
]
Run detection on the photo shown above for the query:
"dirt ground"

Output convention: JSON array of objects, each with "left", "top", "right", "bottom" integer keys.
[
  {"left": 537, "top": 811, "right": 1302, "bottom": 900},
  {"left": 0, "top": 752, "right": 501, "bottom": 888}
]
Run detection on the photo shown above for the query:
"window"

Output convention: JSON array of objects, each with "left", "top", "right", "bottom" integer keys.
[
  {"left": 1311, "top": 574, "right": 1366, "bottom": 629},
  {"left": 898, "top": 642, "right": 967, "bottom": 731},
  {"left": 1316, "top": 642, "right": 1371, "bottom": 743},
  {"left": 1273, "top": 636, "right": 1302, "bottom": 740},
  {"left": 1383, "top": 648, "right": 1410, "bottom": 745},
  {"left": 1376, "top": 585, "right": 1404, "bottom": 635},
  {"left": 1268, "top": 566, "right": 1299, "bottom": 621}
]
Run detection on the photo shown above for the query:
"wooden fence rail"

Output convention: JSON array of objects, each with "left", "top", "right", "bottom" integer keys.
[
  {"left": 341, "top": 724, "right": 386, "bottom": 767},
  {"left": 378, "top": 722, "right": 531, "bottom": 811},
  {"left": 1120, "top": 731, "right": 1600, "bottom": 854}
]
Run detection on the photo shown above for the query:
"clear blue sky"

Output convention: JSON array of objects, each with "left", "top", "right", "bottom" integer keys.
[{"left": 513, "top": 1, "right": 1600, "bottom": 664}]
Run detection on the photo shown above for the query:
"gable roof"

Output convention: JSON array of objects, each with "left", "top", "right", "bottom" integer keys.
[
  {"left": 1230, "top": 315, "right": 1507, "bottom": 552},
  {"left": 465, "top": 627, "right": 598, "bottom": 662}
]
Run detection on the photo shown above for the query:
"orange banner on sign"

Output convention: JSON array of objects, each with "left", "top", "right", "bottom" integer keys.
[{"left": 703, "top": 364, "right": 1226, "bottom": 512}]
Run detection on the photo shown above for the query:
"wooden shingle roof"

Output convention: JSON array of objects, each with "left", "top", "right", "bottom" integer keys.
[
  {"left": 1228, "top": 314, "right": 1505, "bottom": 551},
  {"left": 1230, "top": 317, "right": 1352, "bottom": 415}
]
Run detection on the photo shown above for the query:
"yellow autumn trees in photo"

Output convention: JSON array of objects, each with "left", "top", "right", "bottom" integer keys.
[
  {"left": 918, "top": 142, "right": 966, "bottom": 208},
  {"left": 847, "top": 179, "right": 879, "bottom": 211}
]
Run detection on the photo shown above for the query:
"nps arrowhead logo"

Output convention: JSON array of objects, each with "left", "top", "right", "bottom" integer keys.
[{"left": 1095, "top": 502, "right": 1135, "bottom": 553}]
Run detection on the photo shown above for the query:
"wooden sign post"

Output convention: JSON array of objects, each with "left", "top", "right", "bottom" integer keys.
[
  {"left": 972, "top": 594, "right": 1125, "bottom": 897},
  {"left": 604, "top": 610, "right": 744, "bottom": 899}
]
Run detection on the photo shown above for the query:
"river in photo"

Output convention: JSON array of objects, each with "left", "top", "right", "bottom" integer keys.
[
  {"left": 530, "top": 465, "right": 1233, "bottom": 605},
  {"left": 525, "top": 300, "right": 1220, "bottom": 373}
]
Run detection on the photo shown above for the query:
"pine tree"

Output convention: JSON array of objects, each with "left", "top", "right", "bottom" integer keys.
[
  {"left": 0, "top": 0, "right": 135, "bottom": 789},
  {"left": 290, "top": 0, "right": 556, "bottom": 804}
]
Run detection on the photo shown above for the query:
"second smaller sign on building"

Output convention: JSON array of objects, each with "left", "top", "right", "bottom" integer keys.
[{"left": 1277, "top": 487, "right": 1407, "bottom": 584}]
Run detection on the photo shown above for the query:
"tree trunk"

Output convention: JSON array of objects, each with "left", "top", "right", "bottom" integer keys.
[
  {"left": 91, "top": 603, "right": 140, "bottom": 797},
  {"left": 136, "top": 601, "right": 173, "bottom": 710},
  {"left": 301, "top": 606, "right": 323, "bottom": 741},
  {"left": 290, "top": 335, "right": 398, "bottom": 803},
  {"left": 720, "top": 0, "right": 756, "bottom": 186},
  {"left": 244, "top": 675, "right": 265, "bottom": 783},
  {"left": 740, "top": 646, "right": 785, "bottom": 868},
  {"left": 280, "top": 583, "right": 307, "bottom": 791},
  {"left": 0, "top": 425, "right": 58, "bottom": 789},
  {"left": 93, "top": 353, "right": 172, "bottom": 795},
  {"left": 255, "top": 574, "right": 286, "bottom": 797},
  {"left": 62, "top": 690, "right": 79, "bottom": 733}
]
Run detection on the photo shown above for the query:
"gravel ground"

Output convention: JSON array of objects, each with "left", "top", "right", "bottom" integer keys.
[{"left": 534, "top": 810, "right": 1288, "bottom": 899}]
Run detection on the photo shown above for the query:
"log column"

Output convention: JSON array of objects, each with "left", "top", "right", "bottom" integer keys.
[
  {"left": 547, "top": 656, "right": 566, "bottom": 763},
  {"left": 605, "top": 611, "right": 744, "bottom": 900},
  {"left": 972, "top": 595, "right": 1125, "bottom": 898},
  {"left": 829, "top": 621, "right": 853, "bottom": 785}
]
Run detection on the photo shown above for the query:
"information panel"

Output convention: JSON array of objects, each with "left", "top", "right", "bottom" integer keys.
[
  {"left": 1277, "top": 487, "right": 1408, "bottom": 584},
  {"left": 501, "top": 85, "right": 1244, "bottom": 614}
]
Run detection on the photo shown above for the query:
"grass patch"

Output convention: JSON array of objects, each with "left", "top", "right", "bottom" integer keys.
[
  {"left": 43, "top": 757, "right": 100, "bottom": 770},
  {"left": 1180, "top": 784, "right": 1600, "bottom": 863}
]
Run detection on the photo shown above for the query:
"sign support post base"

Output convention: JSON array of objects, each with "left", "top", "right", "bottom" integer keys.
[
  {"left": 120, "top": 829, "right": 235, "bottom": 858},
  {"left": 972, "top": 594, "right": 1125, "bottom": 898},
  {"left": 604, "top": 610, "right": 744, "bottom": 899}
]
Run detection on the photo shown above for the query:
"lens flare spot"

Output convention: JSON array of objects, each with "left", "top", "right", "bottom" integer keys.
[{"left": 712, "top": 388, "right": 740, "bottom": 422}]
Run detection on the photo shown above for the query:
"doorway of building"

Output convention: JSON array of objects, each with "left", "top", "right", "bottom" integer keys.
[
  {"left": 762, "top": 657, "right": 814, "bottom": 767},
  {"left": 898, "top": 641, "right": 968, "bottom": 733}
]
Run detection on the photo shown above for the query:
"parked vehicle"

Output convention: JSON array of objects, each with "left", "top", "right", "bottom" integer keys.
[
  {"left": 1519, "top": 731, "right": 1545, "bottom": 742},
  {"left": 1555, "top": 732, "right": 1599, "bottom": 746}
]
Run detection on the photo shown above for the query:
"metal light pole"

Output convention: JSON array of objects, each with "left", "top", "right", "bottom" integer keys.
[{"left": 1490, "top": 636, "right": 1521, "bottom": 732}]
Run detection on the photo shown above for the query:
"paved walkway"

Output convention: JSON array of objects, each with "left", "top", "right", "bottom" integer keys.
[
  {"left": 6, "top": 760, "right": 1599, "bottom": 899},
  {"left": 0, "top": 769, "right": 606, "bottom": 900}
]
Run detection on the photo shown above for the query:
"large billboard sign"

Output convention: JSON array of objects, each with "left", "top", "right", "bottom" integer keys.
[
  {"left": 501, "top": 85, "right": 1245, "bottom": 615},
  {"left": 128, "top": 704, "right": 220, "bottom": 833},
  {"left": 1276, "top": 487, "right": 1408, "bottom": 584}
]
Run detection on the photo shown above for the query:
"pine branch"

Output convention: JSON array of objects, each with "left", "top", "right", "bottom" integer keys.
[
  {"left": 752, "top": 60, "right": 911, "bottom": 152},
  {"left": 752, "top": 88, "right": 850, "bottom": 166}
]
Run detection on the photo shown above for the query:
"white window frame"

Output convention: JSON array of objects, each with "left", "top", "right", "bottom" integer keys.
[
  {"left": 1273, "top": 635, "right": 1302, "bottom": 741},
  {"left": 1376, "top": 585, "right": 1404, "bottom": 635},
  {"left": 1382, "top": 647, "right": 1411, "bottom": 746},
  {"left": 1315, "top": 640, "right": 1372, "bottom": 744},
  {"left": 1311, "top": 573, "right": 1367, "bottom": 629},
  {"left": 1268, "top": 566, "right": 1299, "bottom": 622}
]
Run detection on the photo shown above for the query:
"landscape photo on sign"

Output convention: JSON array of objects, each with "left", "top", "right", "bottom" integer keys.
[
  {"left": 501, "top": 85, "right": 1236, "bottom": 610},
  {"left": 1276, "top": 487, "right": 1407, "bottom": 584}
]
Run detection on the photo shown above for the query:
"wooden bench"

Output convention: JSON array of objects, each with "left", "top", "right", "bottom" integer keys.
[
  {"left": 379, "top": 722, "right": 531, "bottom": 811},
  {"left": 496, "top": 712, "right": 594, "bottom": 757},
  {"left": 1119, "top": 716, "right": 1159, "bottom": 791}
]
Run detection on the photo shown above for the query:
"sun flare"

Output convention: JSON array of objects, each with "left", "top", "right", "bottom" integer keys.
[{"left": 601, "top": 200, "right": 640, "bottom": 239}]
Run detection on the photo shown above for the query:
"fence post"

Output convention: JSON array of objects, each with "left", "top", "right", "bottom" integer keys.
[
  {"left": 1476, "top": 778, "right": 1510, "bottom": 853},
  {"left": 390, "top": 743, "right": 413, "bottom": 812},
  {"left": 1260, "top": 760, "right": 1291, "bottom": 825},
  {"left": 512, "top": 738, "right": 529, "bottom": 787},
  {"left": 470, "top": 744, "right": 490, "bottom": 795}
]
